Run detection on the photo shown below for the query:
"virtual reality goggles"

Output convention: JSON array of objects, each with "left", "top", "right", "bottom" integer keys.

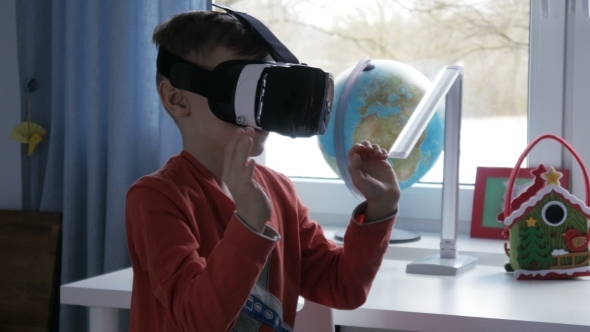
[{"left": 156, "top": 4, "right": 334, "bottom": 138}]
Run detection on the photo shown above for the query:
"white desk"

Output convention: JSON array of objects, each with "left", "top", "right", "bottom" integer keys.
[
  {"left": 61, "top": 268, "right": 130, "bottom": 332},
  {"left": 333, "top": 259, "right": 590, "bottom": 332},
  {"left": 60, "top": 268, "right": 305, "bottom": 332},
  {"left": 61, "top": 231, "right": 590, "bottom": 332}
]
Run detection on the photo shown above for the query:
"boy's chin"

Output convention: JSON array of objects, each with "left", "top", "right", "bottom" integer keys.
[{"left": 250, "top": 145, "right": 265, "bottom": 157}]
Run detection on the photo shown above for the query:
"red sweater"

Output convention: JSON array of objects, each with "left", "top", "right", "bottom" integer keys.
[{"left": 125, "top": 151, "right": 395, "bottom": 332}]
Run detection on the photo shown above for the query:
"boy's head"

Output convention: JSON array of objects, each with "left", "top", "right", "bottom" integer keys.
[
  {"left": 152, "top": 10, "right": 268, "bottom": 85},
  {"left": 153, "top": 10, "right": 271, "bottom": 158}
]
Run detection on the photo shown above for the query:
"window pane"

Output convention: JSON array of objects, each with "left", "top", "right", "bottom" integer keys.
[{"left": 215, "top": 0, "right": 530, "bottom": 184}]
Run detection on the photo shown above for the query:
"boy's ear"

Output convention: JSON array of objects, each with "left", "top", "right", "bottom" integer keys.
[{"left": 158, "top": 80, "right": 190, "bottom": 118}]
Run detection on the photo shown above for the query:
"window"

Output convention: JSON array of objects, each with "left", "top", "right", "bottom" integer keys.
[{"left": 213, "top": 0, "right": 590, "bottom": 230}]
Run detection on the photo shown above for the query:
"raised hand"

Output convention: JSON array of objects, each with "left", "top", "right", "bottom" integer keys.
[
  {"left": 222, "top": 127, "right": 272, "bottom": 233},
  {"left": 348, "top": 141, "right": 401, "bottom": 222}
]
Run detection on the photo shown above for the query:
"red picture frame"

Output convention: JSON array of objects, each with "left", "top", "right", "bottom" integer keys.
[{"left": 470, "top": 166, "right": 570, "bottom": 239}]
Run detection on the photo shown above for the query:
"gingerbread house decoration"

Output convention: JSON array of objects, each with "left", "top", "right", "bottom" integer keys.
[{"left": 499, "top": 164, "right": 590, "bottom": 280}]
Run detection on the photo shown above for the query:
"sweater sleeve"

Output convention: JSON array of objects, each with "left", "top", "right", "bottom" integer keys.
[
  {"left": 126, "top": 185, "right": 277, "bottom": 332},
  {"left": 297, "top": 198, "right": 395, "bottom": 309}
]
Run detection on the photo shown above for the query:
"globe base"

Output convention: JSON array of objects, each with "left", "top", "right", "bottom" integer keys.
[{"left": 334, "top": 228, "right": 421, "bottom": 244}]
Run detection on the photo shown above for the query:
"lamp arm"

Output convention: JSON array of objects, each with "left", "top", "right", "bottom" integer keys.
[
  {"left": 388, "top": 67, "right": 461, "bottom": 159},
  {"left": 389, "top": 66, "right": 463, "bottom": 259}
]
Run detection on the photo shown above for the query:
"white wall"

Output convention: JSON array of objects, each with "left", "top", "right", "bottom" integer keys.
[{"left": 0, "top": 0, "right": 22, "bottom": 210}]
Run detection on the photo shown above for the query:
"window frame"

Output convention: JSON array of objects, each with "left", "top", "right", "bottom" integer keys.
[{"left": 276, "top": 0, "right": 589, "bottom": 234}]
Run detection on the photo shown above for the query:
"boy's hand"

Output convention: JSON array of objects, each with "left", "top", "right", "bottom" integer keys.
[
  {"left": 222, "top": 127, "right": 272, "bottom": 233},
  {"left": 348, "top": 141, "right": 401, "bottom": 222}
]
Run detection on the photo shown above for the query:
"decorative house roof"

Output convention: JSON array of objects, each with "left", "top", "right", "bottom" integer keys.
[
  {"left": 497, "top": 164, "right": 548, "bottom": 222},
  {"left": 503, "top": 167, "right": 590, "bottom": 227}
]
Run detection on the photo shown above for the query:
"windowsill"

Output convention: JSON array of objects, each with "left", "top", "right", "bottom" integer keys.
[{"left": 322, "top": 226, "right": 509, "bottom": 267}]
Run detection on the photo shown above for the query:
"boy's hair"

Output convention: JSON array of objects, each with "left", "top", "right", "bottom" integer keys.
[{"left": 152, "top": 10, "right": 268, "bottom": 87}]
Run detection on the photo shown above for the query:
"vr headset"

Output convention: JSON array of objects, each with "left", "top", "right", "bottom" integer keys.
[{"left": 156, "top": 4, "right": 334, "bottom": 138}]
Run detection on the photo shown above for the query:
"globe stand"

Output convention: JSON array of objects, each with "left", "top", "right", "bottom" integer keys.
[
  {"left": 332, "top": 56, "right": 424, "bottom": 246},
  {"left": 334, "top": 228, "right": 421, "bottom": 244}
]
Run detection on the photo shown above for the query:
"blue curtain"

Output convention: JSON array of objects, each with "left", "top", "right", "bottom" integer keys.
[{"left": 16, "top": 0, "right": 211, "bottom": 331}]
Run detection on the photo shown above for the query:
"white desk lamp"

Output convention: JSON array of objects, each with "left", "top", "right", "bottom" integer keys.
[{"left": 389, "top": 65, "right": 477, "bottom": 276}]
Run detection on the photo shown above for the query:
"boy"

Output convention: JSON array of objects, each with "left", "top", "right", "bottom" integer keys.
[{"left": 125, "top": 8, "right": 400, "bottom": 332}]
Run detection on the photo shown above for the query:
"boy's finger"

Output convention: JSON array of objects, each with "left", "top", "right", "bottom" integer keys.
[
  {"left": 380, "top": 148, "right": 389, "bottom": 158},
  {"left": 244, "top": 159, "right": 256, "bottom": 182},
  {"left": 348, "top": 143, "right": 367, "bottom": 156},
  {"left": 232, "top": 136, "right": 253, "bottom": 176},
  {"left": 225, "top": 128, "right": 243, "bottom": 156},
  {"left": 349, "top": 151, "right": 365, "bottom": 169},
  {"left": 370, "top": 144, "right": 386, "bottom": 158},
  {"left": 223, "top": 129, "right": 244, "bottom": 176},
  {"left": 347, "top": 153, "right": 364, "bottom": 183}
]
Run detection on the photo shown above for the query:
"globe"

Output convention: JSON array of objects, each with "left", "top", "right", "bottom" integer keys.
[{"left": 318, "top": 59, "right": 444, "bottom": 190}]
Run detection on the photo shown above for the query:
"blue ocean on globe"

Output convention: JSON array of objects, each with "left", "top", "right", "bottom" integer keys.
[{"left": 318, "top": 59, "right": 445, "bottom": 190}]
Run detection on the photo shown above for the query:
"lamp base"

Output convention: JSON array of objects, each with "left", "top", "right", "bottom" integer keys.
[
  {"left": 334, "top": 228, "right": 421, "bottom": 244},
  {"left": 406, "top": 254, "right": 477, "bottom": 276}
]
